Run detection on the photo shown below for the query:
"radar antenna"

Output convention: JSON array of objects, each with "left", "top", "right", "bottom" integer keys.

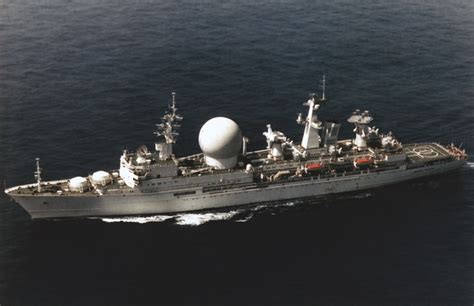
[
  {"left": 154, "top": 92, "right": 183, "bottom": 160},
  {"left": 347, "top": 109, "right": 374, "bottom": 149},
  {"left": 136, "top": 145, "right": 149, "bottom": 157},
  {"left": 34, "top": 157, "right": 42, "bottom": 192}
]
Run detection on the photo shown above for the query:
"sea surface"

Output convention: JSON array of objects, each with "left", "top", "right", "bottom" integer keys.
[{"left": 0, "top": 0, "right": 473, "bottom": 305}]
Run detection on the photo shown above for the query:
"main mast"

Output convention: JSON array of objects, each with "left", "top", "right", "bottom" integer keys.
[
  {"left": 34, "top": 157, "right": 42, "bottom": 192},
  {"left": 321, "top": 74, "right": 326, "bottom": 102},
  {"left": 154, "top": 92, "right": 183, "bottom": 160},
  {"left": 296, "top": 76, "right": 327, "bottom": 149}
]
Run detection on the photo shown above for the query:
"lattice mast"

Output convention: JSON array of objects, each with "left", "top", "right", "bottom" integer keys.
[{"left": 154, "top": 92, "right": 183, "bottom": 160}]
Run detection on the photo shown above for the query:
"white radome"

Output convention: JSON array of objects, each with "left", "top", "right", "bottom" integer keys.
[
  {"left": 91, "top": 170, "right": 112, "bottom": 186},
  {"left": 68, "top": 176, "right": 89, "bottom": 192},
  {"left": 199, "top": 117, "right": 242, "bottom": 169}
]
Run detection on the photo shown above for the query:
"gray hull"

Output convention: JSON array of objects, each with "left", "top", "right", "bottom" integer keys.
[{"left": 8, "top": 160, "right": 465, "bottom": 219}]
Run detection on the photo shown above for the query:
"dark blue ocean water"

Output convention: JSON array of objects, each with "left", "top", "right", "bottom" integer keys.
[{"left": 1, "top": 0, "right": 473, "bottom": 304}]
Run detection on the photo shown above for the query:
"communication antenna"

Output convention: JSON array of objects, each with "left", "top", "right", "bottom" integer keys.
[
  {"left": 154, "top": 92, "right": 184, "bottom": 160},
  {"left": 34, "top": 157, "right": 42, "bottom": 192},
  {"left": 136, "top": 145, "right": 149, "bottom": 157},
  {"left": 154, "top": 92, "right": 183, "bottom": 144},
  {"left": 170, "top": 92, "right": 177, "bottom": 117},
  {"left": 321, "top": 74, "right": 326, "bottom": 101}
]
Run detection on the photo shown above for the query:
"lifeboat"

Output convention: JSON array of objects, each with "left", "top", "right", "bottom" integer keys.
[
  {"left": 306, "top": 162, "right": 324, "bottom": 172},
  {"left": 354, "top": 157, "right": 373, "bottom": 168}
]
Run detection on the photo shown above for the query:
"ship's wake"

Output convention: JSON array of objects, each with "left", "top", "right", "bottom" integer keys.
[
  {"left": 98, "top": 201, "right": 298, "bottom": 226},
  {"left": 466, "top": 161, "right": 474, "bottom": 169},
  {"left": 97, "top": 192, "right": 371, "bottom": 226},
  {"left": 100, "top": 215, "right": 175, "bottom": 224},
  {"left": 99, "top": 211, "right": 241, "bottom": 226},
  {"left": 174, "top": 211, "right": 241, "bottom": 226}
]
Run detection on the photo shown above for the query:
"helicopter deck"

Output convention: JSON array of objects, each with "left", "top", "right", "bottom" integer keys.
[{"left": 405, "top": 143, "right": 453, "bottom": 164}]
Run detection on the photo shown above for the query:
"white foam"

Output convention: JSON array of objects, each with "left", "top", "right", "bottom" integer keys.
[
  {"left": 174, "top": 210, "right": 241, "bottom": 226},
  {"left": 250, "top": 201, "right": 296, "bottom": 212},
  {"left": 280, "top": 201, "right": 296, "bottom": 207},
  {"left": 251, "top": 204, "right": 269, "bottom": 212},
  {"left": 234, "top": 213, "right": 254, "bottom": 223},
  {"left": 466, "top": 162, "right": 474, "bottom": 168},
  {"left": 100, "top": 215, "right": 174, "bottom": 224},
  {"left": 97, "top": 210, "right": 242, "bottom": 226},
  {"left": 354, "top": 192, "right": 372, "bottom": 199},
  {"left": 96, "top": 200, "right": 301, "bottom": 225}
]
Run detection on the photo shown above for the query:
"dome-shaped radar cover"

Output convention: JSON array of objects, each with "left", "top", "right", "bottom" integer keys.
[{"left": 199, "top": 117, "right": 242, "bottom": 159}]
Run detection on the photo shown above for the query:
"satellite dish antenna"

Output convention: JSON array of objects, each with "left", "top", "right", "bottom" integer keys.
[{"left": 137, "top": 145, "right": 149, "bottom": 157}]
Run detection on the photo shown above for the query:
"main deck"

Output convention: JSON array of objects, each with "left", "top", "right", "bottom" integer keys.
[{"left": 6, "top": 142, "right": 460, "bottom": 198}]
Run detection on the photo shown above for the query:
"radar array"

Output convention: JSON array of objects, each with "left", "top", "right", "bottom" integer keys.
[{"left": 154, "top": 92, "right": 183, "bottom": 144}]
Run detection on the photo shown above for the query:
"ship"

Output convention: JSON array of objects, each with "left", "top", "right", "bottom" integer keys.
[{"left": 4, "top": 78, "right": 468, "bottom": 219}]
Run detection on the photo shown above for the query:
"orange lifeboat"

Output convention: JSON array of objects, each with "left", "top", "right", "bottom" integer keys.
[
  {"left": 355, "top": 157, "right": 372, "bottom": 164},
  {"left": 306, "top": 162, "right": 324, "bottom": 171},
  {"left": 354, "top": 157, "right": 373, "bottom": 168}
]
